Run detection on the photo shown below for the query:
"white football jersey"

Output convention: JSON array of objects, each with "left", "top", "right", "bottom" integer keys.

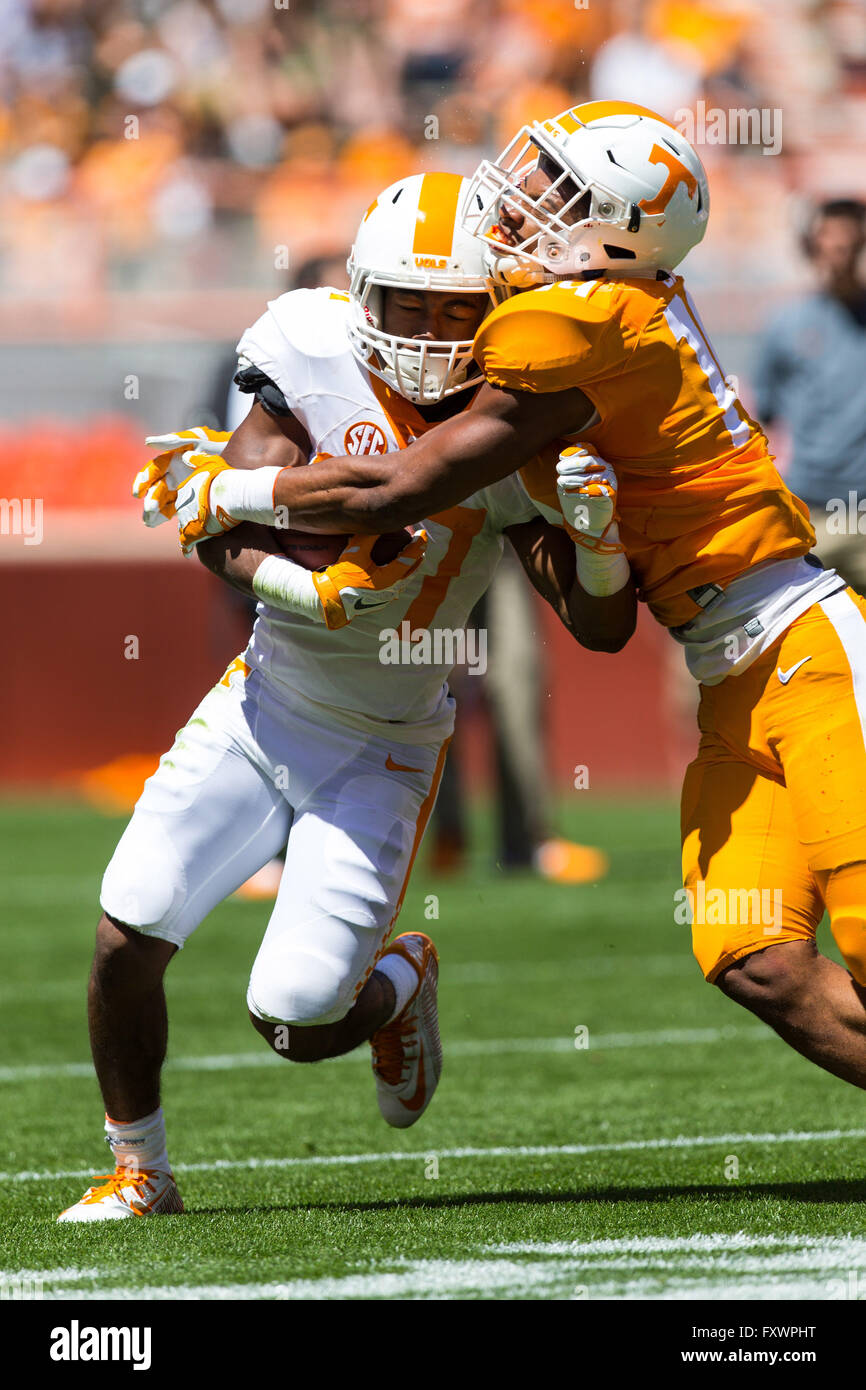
[{"left": 234, "top": 288, "right": 543, "bottom": 738}]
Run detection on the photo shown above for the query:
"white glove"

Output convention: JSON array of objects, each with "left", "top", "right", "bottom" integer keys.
[
  {"left": 174, "top": 460, "right": 283, "bottom": 554},
  {"left": 555, "top": 446, "right": 630, "bottom": 597},
  {"left": 133, "top": 427, "right": 232, "bottom": 528},
  {"left": 555, "top": 446, "right": 618, "bottom": 541}
]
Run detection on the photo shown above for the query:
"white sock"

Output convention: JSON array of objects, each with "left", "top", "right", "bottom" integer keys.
[
  {"left": 104, "top": 1107, "right": 171, "bottom": 1176},
  {"left": 377, "top": 951, "right": 420, "bottom": 1023}
]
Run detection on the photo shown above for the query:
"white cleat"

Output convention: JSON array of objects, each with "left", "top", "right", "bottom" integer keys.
[
  {"left": 57, "top": 1168, "right": 184, "bottom": 1222},
  {"left": 371, "top": 932, "right": 442, "bottom": 1128}
]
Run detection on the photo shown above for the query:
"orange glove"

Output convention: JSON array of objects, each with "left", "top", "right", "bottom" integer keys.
[
  {"left": 311, "top": 532, "right": 429, "bottom": 629},
  {"left": 252, "top": 531, "right": 429, "bottom": 629},
  {"left": 133, "top": 427, "right": 232, "bottom": 527}
]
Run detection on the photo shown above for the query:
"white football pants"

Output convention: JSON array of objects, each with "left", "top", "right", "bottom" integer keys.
[{"left": 101, "top": 660, "right": 451, "bottom": 1025}]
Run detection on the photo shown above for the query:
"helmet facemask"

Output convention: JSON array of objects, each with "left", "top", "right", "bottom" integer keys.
[
  {"left": 347, "top": 268, "right": 491, "bottom": 405},
  {"left": 465, "top": 124, "right": 644, "bottom": 284}
]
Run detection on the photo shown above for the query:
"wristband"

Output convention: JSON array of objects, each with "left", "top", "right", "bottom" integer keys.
[
  {"left": 212, "top": 466, "right": 283, "bottom": 525},
  {"left": 573, "top": 522, "right": 630, "bottom": 597},
  {"left": 252, "top": 553, "right": 322, "bottom": 621}
]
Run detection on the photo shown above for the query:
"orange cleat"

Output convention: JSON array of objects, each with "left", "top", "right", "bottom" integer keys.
[
  {"left": 371, "top": 933, "right": 442, "bottom": 1129},
  {"left": 57, "top": 1168, "right": 183, "bottom": 1222}
]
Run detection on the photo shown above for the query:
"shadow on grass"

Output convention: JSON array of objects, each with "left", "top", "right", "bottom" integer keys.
[{"left": 188, "top": 1177, "right": 866, "bottom": 1219}]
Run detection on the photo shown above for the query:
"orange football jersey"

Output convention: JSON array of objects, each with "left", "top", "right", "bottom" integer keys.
[{"left": 473, "top": 274, "right": 814, "bottom": 627}]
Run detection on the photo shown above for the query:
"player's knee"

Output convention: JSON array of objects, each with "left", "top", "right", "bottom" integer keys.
[
  {"left": 716, "top": 941, "right": 815, "bottom": 1014},
  {"left": 247, "top": 1010, "right": 338, "bottom": 1063},
  {"left": 100, "top": 824, "right": 184, "bottom": 938},
  {"left": 247, "top": 947, "right": 354, "bottom": 1031},
  {"left": 826, "top": 863, "right": 866, "bottom": 987},
  {"left": 92, "top": 913, "right": 175, "bottom": 988}
]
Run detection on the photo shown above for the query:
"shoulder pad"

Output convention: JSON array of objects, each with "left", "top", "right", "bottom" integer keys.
[
  {"left": 235, "top": 287, "right": 353, "bottom": 412},
  {"left": 473, "top": 283, "right": 618, "bottom": 393},
  {"left": 263, "top": 287, "right": 352, "bottom": 359}
]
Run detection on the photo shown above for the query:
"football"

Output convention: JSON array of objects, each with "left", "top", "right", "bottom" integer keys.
[{"left": 270, "top": 526, "right": 415, "bottom": 571}]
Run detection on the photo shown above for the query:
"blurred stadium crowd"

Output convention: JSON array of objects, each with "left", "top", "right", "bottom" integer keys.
[
  {"left": 3, "top": 0, "right": 866, "bottom": 813},
  {"left": 3, "top": 0, "right": 866, "bottom": 300}
]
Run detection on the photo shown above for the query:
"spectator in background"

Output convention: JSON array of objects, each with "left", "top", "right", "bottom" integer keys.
[{"left": 753, "top": 198, "right": 866, "bottom": 596}]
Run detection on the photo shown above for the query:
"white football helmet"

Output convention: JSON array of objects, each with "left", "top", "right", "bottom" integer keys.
[
  {"left": 347, "top": 171, "right": 497, "bottom": 404},
  {"left": 463, "top": 100, "right": 709, "bottom": 285}
]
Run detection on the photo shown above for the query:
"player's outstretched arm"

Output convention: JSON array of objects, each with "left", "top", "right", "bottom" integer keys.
[
  {"left": 271, "top": 381, "right": 597, "bottom": 531},
  {"left": 506, "top": 517, "right": 636, "bottom": 653},
  {"left": 174, "top": 382, "right": 598, "bottom": 550}
]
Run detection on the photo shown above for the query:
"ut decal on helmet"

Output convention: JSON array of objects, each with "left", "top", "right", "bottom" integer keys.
[
  {"left": 463, "top": 100, "right": 709, "bottom": 284},
  {"left": 346, "top": 171, "right": 497, "bottom": 404}
]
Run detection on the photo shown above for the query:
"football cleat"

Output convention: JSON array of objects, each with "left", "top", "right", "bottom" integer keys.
[
  {"left": 57, "top": 1168, "right": 183, "bottom": 1222},
  {"left": 371, "top": 932, "right": 442, "bottom": 1128}
]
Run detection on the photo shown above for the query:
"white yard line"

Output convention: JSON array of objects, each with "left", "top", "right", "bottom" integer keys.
[
  {"left": 15, "top": 1234, "right": 866, "bottom": 1301},
  {"left": 37, "top": 1272, "right": 843, "bottom": 1300},
  {"left": 495, "top": 1232, "right": 863, "bottom": 1255},
  {"left": 0, "top": 1022, "right": 769, "bottom": 1085},
  {"left": 0, "top": 1267, "right": 101, "bottom": 1284},
  {"left": 3, "top": 1125, "right": 864, "bottom": 1185}
]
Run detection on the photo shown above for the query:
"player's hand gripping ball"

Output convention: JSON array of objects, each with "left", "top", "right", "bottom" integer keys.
[{"left": 312, "top": 529, "right": 428, "bottom": 629}]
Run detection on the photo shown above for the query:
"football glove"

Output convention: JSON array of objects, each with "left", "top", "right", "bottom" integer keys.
[
  {"left": 313, "top": 531, "right": 429, "bottom": 629},
  {"left": 173, "top": 454, "right": 243, "bottom": 555},
  {"left": 555, "top": 446, "right": 629, "bottom": 597},
  {"left": 555, "top": 446, "right": 620, "bottom": 547},
  {"left": 253, "top": 531, "right": 429, "bottom": 630},
  {"left": 133, "top": 427, "right": 232, "bottom": 528}
]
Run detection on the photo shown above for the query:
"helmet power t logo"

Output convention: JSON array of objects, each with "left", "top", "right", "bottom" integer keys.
[{"left": 638, "top": 144, "right": 699, "bottom": 216}]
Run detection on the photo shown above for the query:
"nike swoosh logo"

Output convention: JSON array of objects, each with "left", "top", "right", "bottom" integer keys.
[
  {"left": 175, "top": 487, "right": 195, "bottom": 511},
  {"left": 386, "top": 754, "right": 424, "bottom": 774},
  {"left": 777, "top": 656, "right": 812, "bottom": 685},
  {"left": 354, "top": 596, "right": 386, "bottom": 611},
  {"left": 401, "top": 1044, "right": 427, "bottom": 1113}
]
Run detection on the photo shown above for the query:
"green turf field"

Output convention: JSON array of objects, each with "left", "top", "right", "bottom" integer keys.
[{"left": 2, "top": 796, "right": 865, "bottom": 1301}]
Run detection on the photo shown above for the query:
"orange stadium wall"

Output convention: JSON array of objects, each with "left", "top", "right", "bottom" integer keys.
[
  {"left": 3, "top": 555, "right": 251, "bottom": 790},
  {"left": 3, "top": 547, "right": 686, "bottom": 798}
]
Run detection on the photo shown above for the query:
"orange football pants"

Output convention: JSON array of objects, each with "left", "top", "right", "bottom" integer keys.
[{"left": 681, "top": 588, "right": 866, "bottom": 983}]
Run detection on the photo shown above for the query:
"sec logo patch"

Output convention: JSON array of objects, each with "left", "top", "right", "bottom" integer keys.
[{"left": 345, "top": 421, "right": 387, "bottom": 455}]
